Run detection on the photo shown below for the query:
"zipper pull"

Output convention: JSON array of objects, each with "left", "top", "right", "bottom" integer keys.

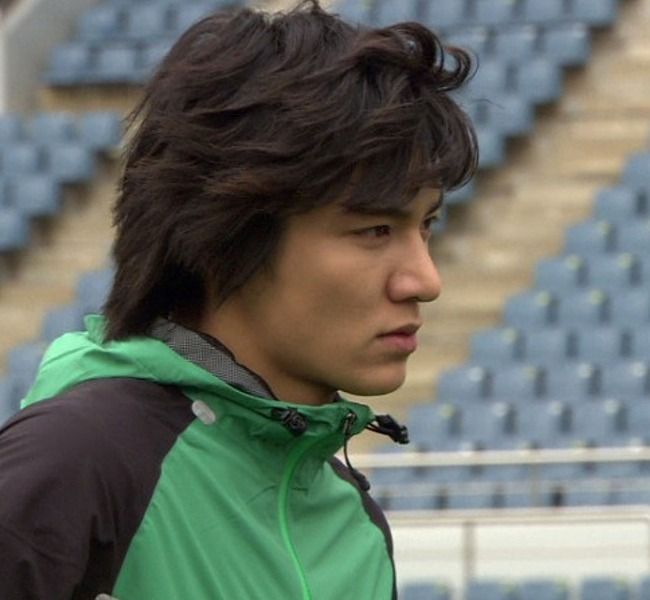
[
  {"left": 342, "top": 411, "right": 370, "bottom": 492},
  {"left": 271, "top": 408, "right": 308, "bottom": 436}
]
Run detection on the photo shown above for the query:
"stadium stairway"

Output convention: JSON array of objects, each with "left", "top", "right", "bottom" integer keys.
[{"left": 348, "top": 0, "right": 650, "bottom": 455}]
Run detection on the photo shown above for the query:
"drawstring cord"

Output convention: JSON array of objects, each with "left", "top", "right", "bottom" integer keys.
[{"left": 342, "top": 412, "right": 410, "bottom": 492}]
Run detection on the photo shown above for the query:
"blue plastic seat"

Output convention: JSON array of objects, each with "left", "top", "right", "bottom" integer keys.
[
  {"left": 444, "top": 27, "right": 489, "bottom": 56},
  {"left": 474, "top": 0, "right": 519, "bottom": 26},
  {"left": 77, "top": 4, "right": 122, "bottom": 41},
  {"left": 579, "top": 577, "right": 630, "bottom": 600},
  {"left": 622, "top": 152, "right": 650, "bottom": 189},
  {"left": 0, "top": 207, "right": 30, "bottom": 252},
  {"left": 435, "top": 365, "right": 490, "bottom": 403},
  {"left": 499, "top": 482, "right": 556, "bottom": 508},
  {"left": 46, "top": 42, "right": 91, "bottom": 86},
  {"left": 461, "top": 401, "right": 516, "bottom": 445},
  {"left": 563, "top": 485, "right": 614, "bottom": 507},
  {"left": 0, "top": 115, "right": 25, "bottom": 143},
  {"left": 476, "top": 127, "right": 506, "bottom": 168},
  {"left": 637, "top": 575, "right": 650, "bottom": 600},
  {"left": 446, "top": 488, "right": 496, "bottom": 510},
  {"left": 519, "top": 579, "right": 569, "bottom": 600},
  {"left": 470, "top": 327, "right": 523, "bottom": 366},
  {"left": 423, "top": 0, "right": 470, "bottom": 29},
  {"left": 504, "top": 291, "right": 557, "bottom": 328},
  {"left": 617, "top": 401, "right": 650, "bottom": 441},
  {"left": 8, "top": 176, "right": 61, "bottom": 218},
  {"left": 610, "top": 290, "right": 650, "bottom": 326},
  {"left": 545, "top": 362, "right": 600, "bottom": 400},
  {"left": 45, "top": 143, "right": 95, "bottom": 184},
  {"left": 563, "top": 220, "right": 615, "bottom": 255},
  {"left": 402, "top": 582, "right": 451, "bottom": 600},
  {"left": 523, "top": 328, "right": 574, "bottom": 365},
  {"left": 92, "top": 43, "right": 140, "bottom": 85},
  {"left": 572, "top": 399, "right": 627, "bottom": 444},
  {"left": 601, "top": 361, "right": 650, "bottom": 397},
  {"left": 466, "top": 59, "right": 511, "bottom": 99},
  {"left": 516, "top": 400, "right": 572, "bottom": 444},
  {"left": 6, "top": 342, "right": 47, "bottom": 400},
  {"left": 482, "top": 96, "right": 534, "bottom": 137},
  {"left": 141, "top": 38, "right": 175, "bottom": 78},
  {"left": 490, "top": 365, "right": 544, "bottom": 401},
  {"left": 585, "top": 254, "right": 641, "bottom": 290},
  {"left": 466, "top": 580, "right": 517, "bottom": 600},
  {"left": 1, "top": 143, "right": 42, "bottom": 175},
  {"left": 615, "top": 221, "right": 650, "bottom": 255},
  {"left": 594, "top": 185, "right": 646, "bottom": 223},
  {"left": 542, "top": 23, "right": 591, "bottom": 67},
  {"left": 41, "top": 303, "right": 86, "bottom": 341},
  {"left": 573, "top": 326, "right": 628, "bottom": 364},
  {"left": 515, "top": 59, "right": 563, "bottom": 104},
  {"left": 29, "top": 112, "right": 78, "bottom": 144},
  {"left": 521, "top": 0, "right": 566, "bottom": 24},
  {"left": 556, "top": 290, "right": 609, "bottom": 326},
  {"left": 406, "top": 402, "right": 461, "bottom": 447},
  {"left": 630, "top": 326, "right": 650, "bottom": 360},
  {"left": 79, "top": 112, "right": 123, "bottom": 151},
  {"left": 493, "top": 26, "right": 538, "bottom": 62},
  {"left": 571, "top": 0, "right": 618, "bottom": 27},
  {"left": 76, "top": 268, "right": 114, "bottom": 313},
  {"left": 171, "top": 2, "right": 219, "bottom": 34},
  {"left": 123, "top": 4, "right": 170, "bottom": 40},
  {"left": 375, "top": 0, "right": 420, "bottom": 25},
  {"left": 612, "top": 487, "right": 650, "bottom": 506},
  {"left": 534, "top": 255, "right": 586, "bottom": 291}
]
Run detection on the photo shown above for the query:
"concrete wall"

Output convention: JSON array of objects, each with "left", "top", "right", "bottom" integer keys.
[{"left": 0, "top": 0, "right": 97, "bottom": 113}]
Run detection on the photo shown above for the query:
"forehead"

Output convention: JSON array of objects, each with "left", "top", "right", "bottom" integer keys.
[{"left": 336, "top": 186, "right": 442, "bottom": 220}]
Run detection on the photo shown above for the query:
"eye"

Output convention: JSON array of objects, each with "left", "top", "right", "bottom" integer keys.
[
  {"left": 421, "top": 214, "right": 441, "bottom": 238},
  {"left": 356, "top": 224, "right": 392, "bottom": 238}
]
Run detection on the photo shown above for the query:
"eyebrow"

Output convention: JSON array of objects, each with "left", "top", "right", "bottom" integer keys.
[{"left": 343, "top": 195, "right": 444, "bottom": 220}]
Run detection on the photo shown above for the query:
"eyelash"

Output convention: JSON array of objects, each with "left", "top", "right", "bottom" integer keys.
[{"left": 356, "top": 216, "right": 440, "bottom": 239}]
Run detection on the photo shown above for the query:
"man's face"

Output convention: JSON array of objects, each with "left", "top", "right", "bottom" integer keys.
[{"left": 208, "top": 187, "right": 442, "bottom": 405}]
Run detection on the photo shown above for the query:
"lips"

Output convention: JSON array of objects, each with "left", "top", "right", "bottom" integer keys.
[{"left": 378, "top": 323, "right": 421, "bottom": 353}]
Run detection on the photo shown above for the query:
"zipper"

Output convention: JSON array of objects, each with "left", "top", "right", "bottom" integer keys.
[{"left": 276, "top": 410, "right": 359, "bottom": 600}]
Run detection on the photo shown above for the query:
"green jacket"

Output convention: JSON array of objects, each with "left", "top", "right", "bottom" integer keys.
[{"left": 0, "top": 316, "right": 397, "bottom": 599}]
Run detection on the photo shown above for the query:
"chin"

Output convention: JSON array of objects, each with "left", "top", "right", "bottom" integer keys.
[{"left": 340, "top": 369, "right": 407, "bottom": 397}]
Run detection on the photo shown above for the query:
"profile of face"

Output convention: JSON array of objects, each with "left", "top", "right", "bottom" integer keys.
[{"left": 205, "top": 187, "right": 442, "bottom": 405}]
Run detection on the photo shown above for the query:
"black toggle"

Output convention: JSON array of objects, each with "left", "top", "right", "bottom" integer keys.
[
  {"left": 271, "top": 408, "right": 308, "bottom": 436},
  {"left": 366, "top": 414, "right": 409, "bottom": 445}
]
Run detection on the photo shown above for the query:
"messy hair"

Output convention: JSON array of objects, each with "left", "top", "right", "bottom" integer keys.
[{"left": 104, "top": 0, "right": 478, "bottom": 340}]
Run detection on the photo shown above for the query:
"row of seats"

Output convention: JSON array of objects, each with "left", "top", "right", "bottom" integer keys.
[
  {"left": 437, "top": 361, "right": 650, "bottom": 403},
  {"left": 402, "top": 576, "right": 647, "bottom": 600},
  {"left": 406, "top": 398, "right": 650, "bottom": 448},
  {"left": 342, "top": 0, "right": 620, "bottom": 29},
  {"left": 470, "top": 325, "right": 650, "bottom": 366}
]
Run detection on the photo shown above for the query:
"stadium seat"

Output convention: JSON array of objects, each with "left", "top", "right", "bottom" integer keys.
[
  {"left": 516, "top": 401, "right": 572, "bottom": 445},
  {"left": 435, "top": 365, "right": 490, "bottom": 403},
  {"left": 544, "top": 363, "right": 600, "bottom": 400},
  {"left": 0, "top": 377, "right": 20, "bottom": 426},
  {"left": 374, "top": 0, "right": 420, "bottom": 25},
  {"left": 563, "top": 485, "right": 614, "bottom": 507},
  {"left": 76, "top": 267, "right": 114, "bottom": 313},
  {"left": 572, "top": 399, "right": 627, "bottom": 444},
  {"left": 171, "top": 3, "right": 221, "bottom": 35},
  {"left": 585, "top": 254, "right": 641, "bottom": 290},
  {"left": 29, "top": 112, "right": 78, "bottom": 144},
  {"left": 578, "top": 577, "right": 630, "bottom": 600},
  {"left": 460, "top": 401, "right": 516, "bottom": 445},
  {"left": 0, "top": 207, "right": 30, "bottom": 252},
  {"left": 141, "top": 38, "right": 175, "bottom": 78},
  {"left": 515, "top": 59, "right": 563, "bottom": 104},
  {"left": 92, "top": 43, "right": 141, "bottom": 85},
  {"left": 446, "top": 488, "right": 496, "bottom": 510},
  {"left": 466, "top": 579, "right": 517, "bottom": 600},
  {"left": 402, "top": 582, "right": 451, "bottom": 600},
  {"left": 571, "top": 0, "right": 618, "bottom": 27},
  {"left": 615, "top": 220, "right": 650, "bottom": 255},
  {"left": 465, "top": 59, "right": 511, "bottom": 99},
  {"left": 476, "top": 127, "right": 506, "bottom": 168},
  {"left": 542, "top": 24, "right": 591, "bottom": 67},
  {"left": 601, "top": 361, "right": 650, "bottom": 397},
  {"left": 444, "top": 27, "right": 489, "bottom": 56},
  {"left": 610, "top": 290, "right": 650, "bottom": 326},
  {"left": 519, "top": 579, "right": 569, "bottom": 600},
  {"left": 0, "top": 115, "right": 25, "bottom": 142},
  {"left": 622, "top": 152, "right": 650, "bottom": 189},
  {"left": 623, "top": 402, "right": 650, "bottom": 440},
  {"left": 573, "top": 326, "right": 628, "bottom": 364},
  {"left": 637, "top": 575, "right": 650, "bottom": 600},
  {"left": 469, "top": 327, "right": 523, "bottom": 366},
  {"left": 76, "top": 4, "right": 122, "bottom": 41},
  {"left": 563, "top": 220, "right": 615, "bottom": 255},
  {"left": 46, "top": 42, "right": 92, "bottom": 86},
  {"left": 482, "top": 96, "right": 534, "bottom": 137},
  {"left": 6, "top": 342, "right": 47, "bottom": 400},
  {"left": 406, "top": 402, "right": 461, "bottom": 447},
  {"left": 594, "top": 185, "right": 647, "bottom": 223},
  {"left": 490, "top": 365, "right": 544, "bottom": 402},
  {"left": 423, "top": 0, "right": 469, "bottom": 29},
  {"left": 521, "top": 0, "right": 566, "bottom": 24},
  {"left": 522, "top": 328, "right": 575, "bottom": 365},
  {"left": 474, "top": 0, "right": 518, "bottom": 26},
  {"left": 1, "top": 143, "right": 42, "bottom": 175},
  {"left": 556, "top": 290, "right": 609, "bottom": 326},
  {"left": 79, "top": 111, "right": 123, "bottom": 151},
  {"left": 45, "top": 144, "right": 95, "bottom": 184},
  {"left": 123, "top": 4, "right": 170, "bottom": 40},
  {"left": 7, "top": 176, "right": 61, "bottom": 218},
  {"left": 504, "top": 291, "right": 557, "bottom": 328},
  {"left": 493, "top": 26, "right": 538, "bottom": 63},
  {"left": 534, "top": 255, "right": 586, "bottom": 291},
  {"left": 41, "top": 303, "right": 86, "bottom": 341}
]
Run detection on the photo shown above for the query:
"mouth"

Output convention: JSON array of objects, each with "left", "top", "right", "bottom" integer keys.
[{"left": 377, "top": 323, "right": 421, "bottom": 353}]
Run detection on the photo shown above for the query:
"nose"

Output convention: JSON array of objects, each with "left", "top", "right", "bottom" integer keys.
[{"left": 387, "top": 239, "right": 442, "bottom": 303}]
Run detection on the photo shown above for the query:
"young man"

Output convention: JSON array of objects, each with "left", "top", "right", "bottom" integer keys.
[{"left": 0, "top": 1, "right": 477, "bottom": 598}]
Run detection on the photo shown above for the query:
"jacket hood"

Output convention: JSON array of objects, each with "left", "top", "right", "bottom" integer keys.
[{"left": 21, "top": 315, "right": 375, "bottom": 439}]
